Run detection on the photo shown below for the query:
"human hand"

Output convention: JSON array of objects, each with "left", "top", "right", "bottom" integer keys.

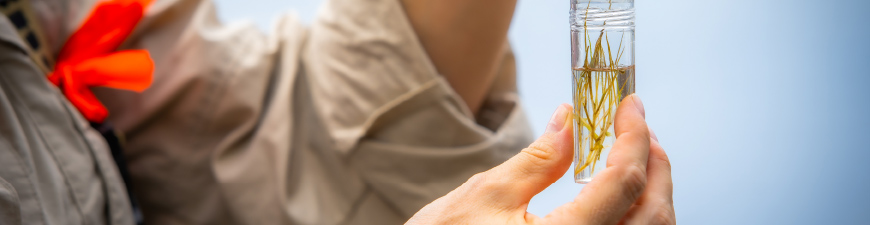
[{"left": 406, "top": 95, "right": 675, "bottom": 225}]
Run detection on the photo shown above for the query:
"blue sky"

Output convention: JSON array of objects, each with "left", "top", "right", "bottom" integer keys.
[{"left": 213, "top": 0, "right": 870, "bottom": 223}]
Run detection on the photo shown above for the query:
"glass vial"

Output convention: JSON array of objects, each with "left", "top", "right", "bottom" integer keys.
[{"left": 571, "top": 0, "right": 635, "bottom": 183}]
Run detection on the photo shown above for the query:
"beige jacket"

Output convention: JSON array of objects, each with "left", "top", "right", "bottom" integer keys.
[
  {"left": 0, "top": 1, "right": 134, "bottom": 224},
  {"left": 1, "top": 0, "right": 533, "bottom": 224}
]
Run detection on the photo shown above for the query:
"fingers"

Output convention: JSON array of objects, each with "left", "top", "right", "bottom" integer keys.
[
  {"left": 607, "top": 94, "right": 650, "bottom": 170},
  {"left": 544, "top": 94, "right": 650, "bottom": 225},
  {"left": 619, "top": 128, "right": 676, "bottom": 225},
  {"left": 644, "top": 129, "right": 673, "bottom": 205},
  {"left": 462, "top": 104, "right": 574, "bottom": 210}
]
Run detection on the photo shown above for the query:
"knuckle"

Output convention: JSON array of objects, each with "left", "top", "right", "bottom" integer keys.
[
  {"left": 652, "top": 152, "right": 672, "bottom": 173},
  {"left": 658, "top": 157, "right": 672, "bottom": 172},
  {"left": 618, "top": 164, "right": 647, "bottom": 201},
  {"left": 512, "top": 142, "right": 558, "bottom": 177},
  {"left": 651, "top": 205, "right": 676, "bottom": 225},
  {"left": 522, "top": 141, "right": 558, "bottom": 163},
  {"left": 462, "top": 172, "right": 496, "bottom": 193}
]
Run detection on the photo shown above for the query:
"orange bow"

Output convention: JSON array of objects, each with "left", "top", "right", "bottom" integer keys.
[{"left": 48, "top": 0, "right": 155, "bottom": 123}]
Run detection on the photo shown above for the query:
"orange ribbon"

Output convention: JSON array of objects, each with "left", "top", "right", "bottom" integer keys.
[{"left": 48, "top": 0, "right": 154, "bottom": 123}]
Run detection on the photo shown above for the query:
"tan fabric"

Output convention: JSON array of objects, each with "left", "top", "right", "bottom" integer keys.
[
  {"left": 0, "top": 11, "right": 134, "bottom": 225},
  {"left": 77, "top": 0, "right": 528, "bottom": 224}
]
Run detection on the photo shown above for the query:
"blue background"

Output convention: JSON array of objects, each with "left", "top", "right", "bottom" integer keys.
[{"left": 213, "top": 0, "right": 870, "bottom": 223}]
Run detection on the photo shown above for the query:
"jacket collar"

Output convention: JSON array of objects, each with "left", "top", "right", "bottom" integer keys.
[{"left": 1, "top": 0, "right": 54, "bottom": 73}]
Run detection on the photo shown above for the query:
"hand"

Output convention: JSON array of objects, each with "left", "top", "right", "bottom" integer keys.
[{"left": 406, "top": 95, "right": 675, "bottom": 225}]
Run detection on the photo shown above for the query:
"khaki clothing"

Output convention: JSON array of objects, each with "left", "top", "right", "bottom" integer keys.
[
  {"left": 0, "top": 12, "right": 134, "bottom": 225},
  {"left": 3, "top": 0, "right": 534, "bottom": 224}
]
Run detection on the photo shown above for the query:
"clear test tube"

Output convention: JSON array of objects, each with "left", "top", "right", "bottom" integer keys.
[{"left": 571, "top": 0, "right": 635, "bottom": 183}]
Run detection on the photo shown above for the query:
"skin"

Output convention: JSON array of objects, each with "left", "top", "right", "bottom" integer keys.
[
  {"left": 406, "top": 95, "right": 676, "bottom": 225},
  {"left": 400, "top": 0, "right": 517, "bottom": 115}
]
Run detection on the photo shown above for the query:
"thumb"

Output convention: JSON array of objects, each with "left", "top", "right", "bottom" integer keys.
[{"left": 478, "top": 104, "right": 575, "bottom": 209}]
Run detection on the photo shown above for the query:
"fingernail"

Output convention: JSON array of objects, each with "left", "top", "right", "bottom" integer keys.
[
  {"left": 649, "top": 127, "right": 659, "bottom": 142},
  {"left": 546, "top": 104, "right": 569, "bottom": 133},
  {"left": 631, "top": 94, "right": 645, "bottom": 118}
]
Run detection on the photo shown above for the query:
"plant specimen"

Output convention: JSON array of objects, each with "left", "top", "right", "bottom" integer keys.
[{"left": 572, "top": 0, "right": 635, "bottom": 183}]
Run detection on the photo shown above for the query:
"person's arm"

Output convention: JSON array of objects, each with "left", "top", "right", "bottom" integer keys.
[
  {"left": 406, "top": 95, "right": 676, "bottom": 225},
  {"left": 400, "top": 0, "right": 517, "bottom": 115}
]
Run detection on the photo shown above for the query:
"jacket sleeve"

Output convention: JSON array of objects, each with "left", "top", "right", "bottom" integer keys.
[{"left": 303, "top": 0, "right": 535, "bottom": 220}]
